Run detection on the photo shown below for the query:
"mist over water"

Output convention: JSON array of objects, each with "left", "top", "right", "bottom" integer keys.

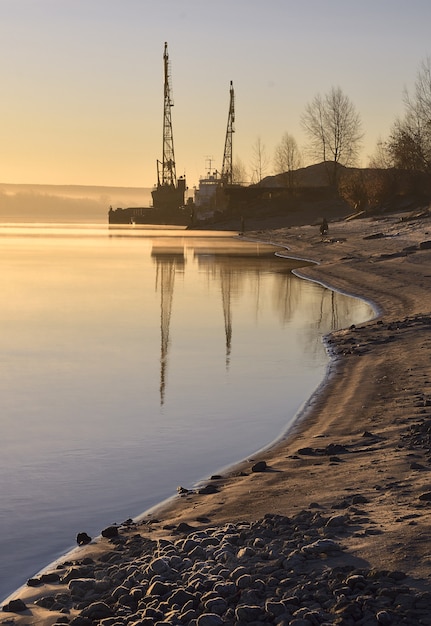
[
  {"left": 0, "top": 183, "right": 153, "bottom": 223},
  {"left": 0, "top": 221, "right": 374, "bottom": 602}
]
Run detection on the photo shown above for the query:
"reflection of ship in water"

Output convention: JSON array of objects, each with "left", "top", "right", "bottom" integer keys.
[
  {"left": 150, "top": 238, "right": 277, "bottom": 404},
  {"left": 151, "top": 242, "right": 185, "bottom": 404},
  {"left": 192, "top": 241, "right": 278, "bottom": 368}
]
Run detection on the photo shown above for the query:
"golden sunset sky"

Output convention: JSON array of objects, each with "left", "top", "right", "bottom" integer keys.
[{"left": 1, "top": 0, "right": 430, "bottom": 189}]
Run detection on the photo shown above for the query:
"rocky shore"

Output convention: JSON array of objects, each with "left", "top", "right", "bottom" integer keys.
[
  {"left": 2, "top": 209, "right": 431, "bottom": 625},
  {"left": 3, "top": 509, "right": 430, "bottom": 626}
]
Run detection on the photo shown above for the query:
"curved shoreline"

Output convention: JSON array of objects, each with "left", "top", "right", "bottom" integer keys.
[{"left": 3, "top": 212, "right": 431, "bottom": 624}]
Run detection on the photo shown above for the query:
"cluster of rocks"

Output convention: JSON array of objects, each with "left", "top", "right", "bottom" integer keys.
[
  {"left": 3, "top": 510, "right": 430, "bottom": 625},
  {"left": 326, "top": 315, "right": 431, "bottom": 358}
]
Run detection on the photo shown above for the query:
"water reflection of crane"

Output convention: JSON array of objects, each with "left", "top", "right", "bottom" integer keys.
[
  {"left": 151, "top": 243, "right": 185, "bottom": 405},
  {"left": 220, "top": 267, "right": 233, "bottom": 367}
]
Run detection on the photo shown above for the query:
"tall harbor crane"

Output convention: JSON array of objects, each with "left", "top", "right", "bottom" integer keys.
[
  {"left": 151, "top": 42, "right": 186, "bottom": 212},
  {"left": 221, "top": 81, "right": 235, "bottom": 185},
  {"left": 160, "top": 41, "right": 176, "bottom": 187}
]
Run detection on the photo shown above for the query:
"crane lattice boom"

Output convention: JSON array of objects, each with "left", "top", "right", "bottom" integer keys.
[
  {"left": 221, "top": 81, "right": 235, "bottom": 185},
  {"left": 159, "top": 41, "right": 176, "bottom": 187}
]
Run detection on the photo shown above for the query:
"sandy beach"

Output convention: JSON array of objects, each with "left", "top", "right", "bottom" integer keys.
[{"left": 3, "top": 209, "right": 431, "bottom": 625}]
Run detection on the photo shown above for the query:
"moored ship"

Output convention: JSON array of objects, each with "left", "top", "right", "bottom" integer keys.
[{"left": 109, "top": 43, "right": 190, "bottom": 226}]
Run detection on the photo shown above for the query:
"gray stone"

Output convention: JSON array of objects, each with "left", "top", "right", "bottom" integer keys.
[
  {"left": 147, "top": 580, "right": 173, "bottom": 596},
  {"left": 197, "top": 613, "right": 224, "bottom": 626},
  {"left": 2, "top": 598, "right": 28, "bottom": 613},
  {"left": 168, "top": 588, "right": 196, "bottom": 607},
  {"left": 147, "top": 557, "right": 172, "bottom": 577},
  {"left": 301, "top": 539, "right": 341, "bottom": 555},
  {"left": 81, "top": 601, "right": 113, "bottom": 619},
  {"left": 236, "top": 573, "right": 253, "bottom": 589},
  {"left": 325, "top": 514, "right": 347, "bottom": 527},
  {"left": 198, "top": 484, "right": 219, "bottom": 495},
  {"left": 265, "top": 600, "right": 288, "bottom": 617},
  {"left": 213, "top": 581, "right": 237, "bottom": 598},
  {"left": 68, "top": 578, "right": 96, "bottom": 595},
  {"left": 251, "top": 460, "right": 267, "bottom": 472},
  {"left": 101, "top": 525, "right": 119, "bottom": 538},
  {"left": 204, "top": 596, "right": 228, "bottom": 615},
  {"left": 237, "top": 546, "right": 255, "bottom": 559},
  {"left": 235, "top": 605, "right": 263, "bottom": 621},
  {"left": 376, "top": 610, "right": 394, "bottom": 625},
  {"left": 76, "top": 532, "right": 92, "bottom": 545}
]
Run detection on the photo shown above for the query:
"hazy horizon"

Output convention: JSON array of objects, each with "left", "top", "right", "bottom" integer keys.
[{"left": 0, "top": 183, "right": 155, "bottom": 223}]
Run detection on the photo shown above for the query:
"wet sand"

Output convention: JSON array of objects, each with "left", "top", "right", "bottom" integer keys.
[{"left": 2, "top": 210, "right": 431, "bottom": 624}]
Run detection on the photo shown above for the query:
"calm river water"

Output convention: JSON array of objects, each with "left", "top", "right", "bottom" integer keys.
[{"left": 0, "top": 223, "right": 374, "bottom": 601}]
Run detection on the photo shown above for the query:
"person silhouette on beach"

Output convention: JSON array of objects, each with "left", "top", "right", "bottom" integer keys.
[{"left": 320, "top": 217, "right": 328, "bottom": 236}]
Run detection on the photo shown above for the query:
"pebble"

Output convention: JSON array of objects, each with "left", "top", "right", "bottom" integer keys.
[{"left": 2, "top": 511, "right": 429, "bottom": 625}]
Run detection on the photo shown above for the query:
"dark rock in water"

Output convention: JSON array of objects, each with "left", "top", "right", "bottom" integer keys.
[
  {"left": 2, "top": 598, "right": 27, "bottom": 613},
  {"left": 251, "top": 460, "right": 267, "bottom": 472},
  {"left": 76, "top": 532, "right": 92, "bottom": 545},
  {"left": 101, "top": 525, "right": 119, "bottom": 538}
]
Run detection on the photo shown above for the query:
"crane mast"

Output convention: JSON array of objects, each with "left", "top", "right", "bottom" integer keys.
[
  {"left": 159, "top": 41, "right": 176, "bottom": 187},
  {"left": 152, "top": 42, "right": 186, "bottom": 212},
  {"left": 221, "top": 81, "right": 235, "bottom": 185}
]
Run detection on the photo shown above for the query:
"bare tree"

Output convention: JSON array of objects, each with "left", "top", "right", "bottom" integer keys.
[
  {"left": 368, "top": 137, "right": 394, "bottom": 169},
  {"left": 232, "top": 158, "right": 247, "bottom": 184},
  {"left": 301, "top": 86, "right": 363, "bottom": 184},
  {"left": 250, "top": 137, "right": 270, "bottom": 183},
  {"left": 388, "top": 57, "right": 431, "bottom": 172},
  {"left": 274, "top": 132, "right": 302, "bottom": 186}
]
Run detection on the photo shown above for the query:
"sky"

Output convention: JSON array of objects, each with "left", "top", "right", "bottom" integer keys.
[{"left": 0, "top": 0, "right": 430, "bottom": 189}]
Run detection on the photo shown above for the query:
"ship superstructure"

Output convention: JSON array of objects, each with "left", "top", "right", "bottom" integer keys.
[{"left": 194, "top": 81, "right": 235, "bottom": 213}]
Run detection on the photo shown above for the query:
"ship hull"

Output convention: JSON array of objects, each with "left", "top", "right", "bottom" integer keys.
[{"left": 108, "top": 206, "right": 193, "bottom": 226}]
